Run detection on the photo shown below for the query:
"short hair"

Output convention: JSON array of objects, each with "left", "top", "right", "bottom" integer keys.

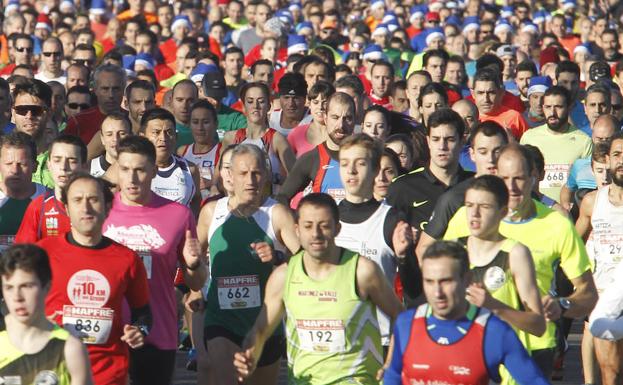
[
  {"left": 418, "top": 82, "right": 448, "bottom": 108},
  {"left": 592, "top": 142, "right": 610, "bottom": 164},
  {"left": 74, "top": 43, "right": 96, "bottom": 55},
  {"left": 66, "top": 85, "right": 94, "bottom": 103},
  {"left": 240, "top": 81, "right": 270, "bottom": 101},
  {"left": 555, "top": 60, "right": 580, "bottom": 80},
  {"left": 117, "top": 135, "right": 156, "bottom": 164},
  {"left": 423, "top": 49, "right": 450, "bottom": 68},
  {"left": 67, "top": 63, "right": 90, "bottom": 78},
  {"left": 585, "top": 83, "right": 611, "bottom": 103},
  {"left": 422, "top": 240, "right": 469, "bottom": 276},
  {"left": 125, "top": 79, "right": 155, "bottom": 100},
  {"left": 339, "top": 133, "right": 383, "bottom": 171},
  {"left": 407, "top": 70, "right": 432, "bottom": 82},
  {"left": 473, "top": 68, "right": 503, "bottom": 90},
  {"left": 49, "top": 134, "right": 87, "bottom": 164},
  {"left": 470, "top": 121, "right": 509, "bottom": 145},
  {"left": 101, "top": 113, "right": 131, "bottom": 132},
  {"left": 9, "top": 33, "right": 32, "bottom": 46},
  {"left": 172, "top": 79, "right": 198, "bottom": 96},
  {"left": 0, "top": 132, "right": 37, "bottom": 163},
  {"left": 60, "top": 171, "right": 114, "bottom": 207},
  {"left": 523, "top": 144, "right": 545, "bottom": 175},
  {"left": 497, "top": 144, "right": 535, "bottom": 175},
  {"left": 93, "top": 63, "right": 127, "bottom": 88},
  {"left": 297, "top": 192, "right": 340, "bottom": 224},
  {"left": 224, "top": 46, "right": 244, "bottom": 59},
  {"left": 0, "top": 244, "right": 52, "bottom": 288},
  {"left": 516, "top": 60, "right": 538, "bottom": 75},
  {"left": 137, "top": 30, "right": 158, "bottom": 45},
  {"left": 476, "top": 54, "right": 504, "bottom": 73},
  {"left": 426, "top": 108, "right": 465, "bottom": 138},
  {"left": 326, "top": 92, "right": 356, "bottom": 113},
  {"left": 543, "top": 85, "right": 571, "bottom": 107},
  {"left": 391, "top": 80, "right": 407, "bottom": 96},
  {"left": 334, "top": 74, "right": 365, "bottom": 96},
  {"left": 335, "top": 64, "right": 352, "bottom": 75},
  {"left": 250, "top": 59, "right": 273, "bottom": 75},
  {"left": 371, "top": 59, "right": 394, "bottom": 76},
  {"left": 230, "top": 143, "right": 268, "bottom": 175},
  {"left": 139, "top": 107, "right": 176, "bottom": 134},
  {"left": 308, "top": 80, "right": 335, "bottom": 101},
  {"left": 609, "top": 130, "right": 623, "bottom": 152},
  {"left": 466, "top": 174, "right": 509, "bottom": 208},
  {"left": 603, "top": 28, "right": 618, "bottom": 41},
  {"left": 12, "top": 78, "right": 52, "bottom": 108}
]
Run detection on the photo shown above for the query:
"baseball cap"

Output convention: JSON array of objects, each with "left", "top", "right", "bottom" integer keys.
[
  {"left": 278, "top": 73, "right": 307, "bottom": 97},
  {"left": 425, "top": 12, "right": 440, "bottom": 22},
  {"left": 201, "top": 71, "right": 227, "bottom": 101},
  {"left": 496, "top": 45, "right": 515, "bottom": 58},
  {"left": 590, "top": 61, "right": 612, "bottom": 82}
]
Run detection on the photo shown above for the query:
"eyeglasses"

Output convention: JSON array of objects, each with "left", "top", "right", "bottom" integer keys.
[
  {"left": 73, "top": 59, "right": 94, "bottom": 66},
  {"left": 15, "top": 46, "right": 33, "bottom": 53},
  {"left": 67, "top": 103, "right": 90, "bottom": 110},
  {"left": 14, "top": 105, "right": 46, "bottom": 116},
  {"left": 43, "top": 51, "right": 63, "bottom": 58}
]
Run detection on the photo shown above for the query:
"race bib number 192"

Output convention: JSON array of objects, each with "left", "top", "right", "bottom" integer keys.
[
  {"left": 217, "top": 275, "right": 261, "bottom": 309},
  {"left": 296, "top": 319, "right": 346, "bottom": 353}
]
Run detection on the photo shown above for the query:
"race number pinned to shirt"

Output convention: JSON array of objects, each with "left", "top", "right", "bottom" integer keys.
[
  {"left": 137, "top": 250, "right": 153, "bottom": 279},
  {"left": 217, "top": 275, "right": 261, "bottom": 309},
  {"left": 0, "top": 235, "right": 14, "bottom": 253},
  {"left": 62, "top": 305, "right": 114, "bottom": 344},
  {"left": 296, "top": 319, "right": 346, "bottom": 353},
  {"left": 541, "top": 164, "right": 571, "bottom": 189}
]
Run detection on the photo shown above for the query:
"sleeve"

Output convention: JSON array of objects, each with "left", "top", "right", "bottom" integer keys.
[
  {"left": 383, "top": 207, "right": 401, "bottom": 248},
  {"left": 566, "top": 160, "right": 580, "bottom": 190},
  {"left": 484, "top": 317, "right": 550, "bottom": 385},
  {"left": 125, "top": 249, "right": 150, "bottom": 309},
  {"left": 234, "top": 113, "right": 248, "bottom": 131},
  {"left": 386, "top": 179, "right": 414, "bottom": 227},
  {"left": 441, "top": 207, "right": 470, "bottom": 240},
  {"left": 275, "top": 149, "right": 317, "bottom": 203},
  {"left": 383, "top": 310, "right": 415, "bottom": 385},
  {"left": 424, "top": 190, "right": 461, "bottom": 239},
  {"left": 64, "top": 116, "right": 79, "bottom": 136},
  {"left": 582, "top": 137, "right": 593, "bottom": 159},
  {"left": 589, "top": 263, "right": 623, "bottom": 340},
  {"left": 558, "top": 217, "right": 592, "bottom": 280},
  {"left": 14, "top": 199, "right": 41, "bottom": 243}
]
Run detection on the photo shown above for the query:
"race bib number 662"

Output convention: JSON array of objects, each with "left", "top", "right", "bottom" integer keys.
[{"left": 217, "top": 275, "right": 261, "bottom": 309}]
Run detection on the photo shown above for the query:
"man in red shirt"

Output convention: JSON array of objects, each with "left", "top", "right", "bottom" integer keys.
[
  {"left": 41, "top": 173, "right": 151, "bottom": 385},
  {"left": 369, "top": 60, "right": 394, "bottom": 109},
  {"left": 16, "top": 134, "right": 87, "bottom": 243},
  {"left": 65, "top": 64, "right": 127, "bottom": 158}
]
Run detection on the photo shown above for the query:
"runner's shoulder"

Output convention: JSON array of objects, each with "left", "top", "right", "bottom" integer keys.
[{"left": 392, "top": 166, "right": 425, "bottom": 183}]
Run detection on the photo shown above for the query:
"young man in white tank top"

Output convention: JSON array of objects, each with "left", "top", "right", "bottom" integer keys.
[{"left": 90, "top": 114, "right": 131, "bottom": 177}]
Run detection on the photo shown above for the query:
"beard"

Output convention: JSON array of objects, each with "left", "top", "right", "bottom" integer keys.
[
  {"left": 545, "top": 114, "right": 569, "bottom": 132},
  {"left": 612, "top": 169, "right": 623, "bottom": 187}
]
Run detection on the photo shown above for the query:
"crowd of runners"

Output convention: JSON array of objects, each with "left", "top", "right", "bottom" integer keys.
[{"left": 2, "top": 0, "right": 623, "bottom": 384}]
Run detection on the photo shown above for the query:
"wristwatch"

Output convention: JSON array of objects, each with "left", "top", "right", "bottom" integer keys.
[
  {"left": 558, "top": 297, "right": 571, "bottom": 316},
  {"left": 137, "top": 325, "right": 150, "bottom": 337}
]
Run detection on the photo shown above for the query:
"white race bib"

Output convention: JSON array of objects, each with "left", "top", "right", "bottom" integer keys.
[
  {"left": 217, "top": 275, "right": 261, "bottom": 309},
  {"left": 296, "top": 319, "right": 346, "bottom": 353},
  {"left": 137, "top": 251, "right": 152, "bottom": 279},
  {"left": 62, "top": 305, "right": 114, "bottom": 344},
  {"left": 540, "top": 164, "right": 570, "bottom": 189}
]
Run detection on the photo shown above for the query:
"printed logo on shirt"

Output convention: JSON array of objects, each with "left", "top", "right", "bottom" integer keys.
[
  {"left": 45, "top": 207, "right": 60, "bottom": 216},
  {"left": 484, "top": 266, "right": 506, "bottom": 291},
  {"left": 412, "top": 200, "right": 428, "bottom": 208},
  {"left": 104, "top": 223, "right": 166, "bottom": 250},
  {"left": 34, "top": 370, "right": 59, "bottom": 385},
  {"left": 67, "top": 270, "right": 111, "bottom": 307},
  {"left": 449, "top": 365, "right": 471, "bottom": 376}
]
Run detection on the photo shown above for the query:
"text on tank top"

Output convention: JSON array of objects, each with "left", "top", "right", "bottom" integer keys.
[
  {"left": 590, "top": 185, "right": 623, "bottom": 292},
  {"left": 181, "top": 143, "right": 220, "bottom": 181},
  {"left": 151, "top": 155, "right": 196, "bottom": 207}
]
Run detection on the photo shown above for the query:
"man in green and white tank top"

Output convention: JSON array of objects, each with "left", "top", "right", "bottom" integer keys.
[
  {"left": 458, "top": 175, "right": 546, "bottom": 385},
  {"left": 0, "top": 244, "right": 91, "bottom": 385},
  {"left": 233, "top": 193, "right": 403, "bottom": 385},
  {"left": 196, "top": 144, "right": 300, "bottom": 385}
]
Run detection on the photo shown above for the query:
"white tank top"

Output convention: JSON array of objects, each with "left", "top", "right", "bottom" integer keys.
[
  {"left": 590, "top": 185, "right": 623, "bottom": 292},
  {"left": 90, "top": 155, "right": 110, "bottom": 178},
  {"left": 151, "top": 155, "right": 196, "bottom": 207},
  {"left": 268, "top": 109, "right": 312, "bottom": 137},
  {"left": 180, "top": 143, "right": 219, "bottom": 181},
  {"left": 239, "top": 135, "right": 283, "bottom": 185},
  {"left": 334, "top": 202, "right": 395, "bottom": 345}
]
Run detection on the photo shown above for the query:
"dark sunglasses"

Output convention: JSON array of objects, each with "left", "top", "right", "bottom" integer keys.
[
  {"left": 43, "top": 51, "right": 63, "bottom": 58},
  {"left": 14, "top": 105, "right": 46, "bottom": 116},
  {"left": 15, "top": 46, "right": 33, "bottom": 53},
  {"left": 67, "top": 103, "right": 90, "bottom": 110}
]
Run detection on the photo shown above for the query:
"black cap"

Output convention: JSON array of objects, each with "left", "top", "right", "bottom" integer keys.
[
  {"left": 589, "top": 61, "right": 611, "bottom": 82},
  {"left": 278, "top": 72, "right": 307, "bottom": 97},
  {"left": 201, "top": 71, "right": 227, "bottom": 101}
]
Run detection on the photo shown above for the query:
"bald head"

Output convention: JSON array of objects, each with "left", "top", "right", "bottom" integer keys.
[
  {"left": 592, "top": 114, "right": 618, "bottom": 144},
  {"left": 452, "top": 99, "right": 479, "bottom": 136}
]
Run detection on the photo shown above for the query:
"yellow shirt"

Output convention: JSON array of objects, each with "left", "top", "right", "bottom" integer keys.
[
  {"left": 444, "top": 200, "right": 591, "bottom": 350},
  {"left": 520, "top": 123, "right": 592, "bottom": 202}
]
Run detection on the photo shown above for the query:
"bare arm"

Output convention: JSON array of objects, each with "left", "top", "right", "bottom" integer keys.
[
  {"left": 415, "top": 231, "right": 436, "bottom": 265},
  {"left": 64, "top": 334, "right": 93, "bottom": 385},
  {"left": 566, "top": 272, "right": 598, "bottom": 318},
  {"left": 271, "top": 203, "right": 300, "bottom": 255},
  {"left": 197, "top": 201, "right": 216, "bottom": 257},
  {"left": 188, "top": 163, "right": 202, "bottom": 217},
  {"left": 560, "top": 184, "right": 574, "bottom": 212},
  {"left": 356, "top": 256, "right": 404, "bottom": 321},
  {"left": 575, "top": 190, "right": 595, "bottom": 241},
  {"left": 272, "top": 132, "right": 296, "bottom": 174},
  {"left": 86, "top": 133, "right": 105, "bottom": 161}
]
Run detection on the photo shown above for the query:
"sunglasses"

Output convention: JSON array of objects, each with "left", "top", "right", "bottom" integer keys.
[
  {"left": 43, "top": 51, "right": 63, "bottom": 58},
  {"left": 73, "top": 59, "right": 94, "bottom": 66},
  {"left": 14, "top": 105, "right": 46, "bottom": 116},
  {"left": 67, "top": 103, "right": 90, "bottom": 110},
  {"left": 15, "top": 46, "right": 33, "bottom": 53}
]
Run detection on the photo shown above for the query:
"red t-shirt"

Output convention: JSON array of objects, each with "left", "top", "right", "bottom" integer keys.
[
  {"left": 154, "top": 63, "right": 175, "bottom": 83},
  {"left": 358, "top": 73, "right": 373, "bottom": 95},
  {"left": 159, "top": 38, "right": 178, "bottom": 65},
  {"left": 41, "top": 234, "right": 149, "bottom": 385},
  {"left": 0, "top": 63, "right": 16, "bottom": 77},
  {"left": 65, "top": 107, "right": 106, "bottom": 145},
  {"left": 15, "top": 192, "right": 70, "bottom": 243}
]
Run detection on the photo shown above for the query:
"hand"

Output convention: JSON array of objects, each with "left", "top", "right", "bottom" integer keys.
[
  {"left": 233, "top": 347, "right": 257, "bottom": 381},
  {"left": 250, "top": 241, "right": 274, "bottom": 263},
  {"left": 392, "top": 221, "right": 413, "bottom": 258},
  {"left": 376, "top": 366, "right": 387, "bottom": 381},
  {"left": 466, "top": 283, "right": 492, "bottom": 308},
  {"left": 183, "top": 229, "right": 203, "bottom": 270},
  {"left": 185, "top": 290, "right": 205, "bottom": 312},
  {"left": 121, "top": 325, "right": 145, "bottom": 349},
  {"left": 542, "top": 295, "right": 562, "bottom": 321}
]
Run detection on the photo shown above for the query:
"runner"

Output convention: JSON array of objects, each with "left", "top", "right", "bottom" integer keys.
[
  {"left": 576, "top": 131, "right": 623, "bottom": 385},
  {"left": 383, "top": 240, "right": 549, "bottom": 385},
  {"left": 125, "top": 80, "right": 157, "bottom": 135},
  {"left": 103, "top": 135, "right": 206, "bottom": 385},
  {"left": 40, "top": 172, "right": 151, "bottom": 385},
  {"left": 89, "top": 114, "right": 131, "bottom": 178},
  {"left": 196, "top": 143, "right": 300, "bottom": 385},
  {"left": 16, "top": 134, "right": 87, "bottom": 243},
  {"left": 233, "top": 193, "right": 403, "bottom": 384}
]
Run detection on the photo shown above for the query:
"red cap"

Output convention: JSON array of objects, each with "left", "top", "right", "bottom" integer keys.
[
  {"left": 425, "top": 12, "right": 440, "bottom": 22},
  {"left": 539, "top": 46, "right": 560, "bottom": 68},
  {"left": 36, "top": 13, "right": 52, "bottom": 30}
]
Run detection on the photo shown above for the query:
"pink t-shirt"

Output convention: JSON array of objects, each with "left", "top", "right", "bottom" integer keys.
[
  {"left": 287, "top": 123, "right": 315, "bottom": 157},
  {"left": 103, "top": 193, "right": 196, "bottom": 350}
]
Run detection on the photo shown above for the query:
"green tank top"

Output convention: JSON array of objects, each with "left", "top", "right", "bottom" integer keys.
[
  {"left": 0, "top": 326, "right": 71, "bottom": 385},
  {"left": 204, "top": 197, "right": 283, "bottom": 337},
  {"left": 284, "top": 249, "right": 383, "bottom": 385}
]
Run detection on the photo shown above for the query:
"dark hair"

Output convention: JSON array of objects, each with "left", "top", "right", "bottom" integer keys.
[
  {"left": 136, "top": 69, "right": 158, "bottom": 89},
  {"left": 609, "top": 130, "right": 623, "bottom": 152},
  {"left": 543, "top": 85, "right": 570, "bottom": 107},
  {"left": 125, "top": 79, "right": 156, "bottom": 100},
  {"left": 240, "top": 81, "right": 271, "bottom": 101},
  {"left": 137, "top": 29, "right": 158, "bottom": 46},
  {"left": 371, "top": 59, "right": 394, "bottom": 76},
  {"left": 49, "top": 134, "right": 87, "bottom": 164},
  {"left": 426, "top": 108, "right": 465, "bottom": 138},
  {"left": 423, "top": 49, "right": 449, "bottom": 68},
  {"left": 473, "top": 68, "right": 503, "bottom": 90},
  {"left": 117, "top": 135, "right": 156, "bottom": 164},
  {"left": 555, "top": 60, "right": 580, "bottom": 80},
  {"left": 250, "top": 59, "right": 273, "bottom": 75},
  {"left": 391, "top": 80, "right": 407, "bottom": 96},
  {"left": 0, "top": 132, "right": 37, "bottom": 163},
  {"left": 308, "top": 80, "right": 335, "bottom": 100},
  {"left": 334, "top": 74, "right": 365, "bottom": 95},
  {"left": 523, "top": 144, "right": 545, "bottom": 175},
  {"left": 470, "top": 121, "right": 509, "bottom": 145},
  {"left": 418, "top": 82, "right": 448, "bottom": 108},
  {"left": 224, "top": 46, "right": 244, "bottom": 60},
  {"left": 0, "top": 244, "right": 52, "bottom": 287},
  {"left": 66, "top": 85, "right": 94, "bottom": 104},
  {"left": 60, "top": 171, "right": 114, "bottom": 209},
  {"left": 516, "top": 60, "right": 537, "bottom": 76},
  {"left": 12, "top": 78, "right": 52, "bottom": 108},
  {"left": 0, "top": 78, "right": 9, "bottom": 96},
  {"left": 382, "top": 147, "right": 406, "bottom": 176},
  {"left": 467, "top": 174, "right": 509, "bottom": 208},
  {"left": 476, "top": 54, "right": 504, "bottom": 73},
  {"left": 592, "top": 142, "right": 610, "bottom": 164},
  {"left": 422, "top": 240, "right": 469, "bottom": 276},
  {"left": 139, "top": 107, "right": 176, "bottom": 134},
  {"left": 297, "top": 193, "right": 340, "bottom": 224},
  {"left": 190, "top": 99, "right": 218, "bottom": 122}
]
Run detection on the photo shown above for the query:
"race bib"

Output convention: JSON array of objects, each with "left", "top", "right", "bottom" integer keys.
[
  {"left": 217, "top": 275, "right": 261, "bottom": 309},
  {"left": 296, "top": 319, "right": 346, "bottom": 353},
  {"left": 137, "top": 251, "right": 152, "bottom": 279},
  {"left": 62, "top": 305, "right": 114, "bottom": 344},
  {"left": 326, "top": 188, "right": 345, "bottom": 201},
  {"left": 0, "top": 235, "right": 14, "bottom": 252},
  {"left": 540, "top": 164, "right": 570, "bottom": 189}
]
